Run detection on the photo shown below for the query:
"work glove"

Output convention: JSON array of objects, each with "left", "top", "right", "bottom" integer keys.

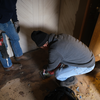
[
  {"left": 13, "top": 21, "right": 20, "bottom": 33},
  {"left": 40, "top": 69, "right": 53, "bottom": 79},
  {"left": 0, "top": 30, "right": 5, "bottom": 34}
]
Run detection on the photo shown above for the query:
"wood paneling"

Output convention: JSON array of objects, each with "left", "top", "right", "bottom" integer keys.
[{"left": 89, "top": 14, "right": 100, "bottom": 61}]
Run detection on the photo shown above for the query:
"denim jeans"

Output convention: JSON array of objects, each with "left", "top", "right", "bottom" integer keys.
[
  {"left": 55, "top": 64, "right": 95, "bottom": 81},
  {"left": 0, "top": 21, "right": 23, "bottom": 68}
]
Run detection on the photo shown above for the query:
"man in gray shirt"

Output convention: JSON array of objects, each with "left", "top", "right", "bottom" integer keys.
[{"left": 31, "top": 31, "right": 95, "bottom": 87}]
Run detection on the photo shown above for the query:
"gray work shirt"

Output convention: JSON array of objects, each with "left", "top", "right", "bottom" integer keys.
[{"left": 46, "top": 33, "right": 95, "bottom": 71}]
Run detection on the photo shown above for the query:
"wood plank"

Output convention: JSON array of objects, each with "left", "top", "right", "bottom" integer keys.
[{"left": 89, "top": 14, "right": 100, "bottom": 61}]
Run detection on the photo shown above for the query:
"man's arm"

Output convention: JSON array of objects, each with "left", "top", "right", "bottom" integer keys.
[{"left": 46, "top": 50, "right": 62, "bottom": 71}]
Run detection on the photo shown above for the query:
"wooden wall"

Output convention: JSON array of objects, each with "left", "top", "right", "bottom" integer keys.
[{"left": 89, "top": 14, "right": 100, "bottom": 61}]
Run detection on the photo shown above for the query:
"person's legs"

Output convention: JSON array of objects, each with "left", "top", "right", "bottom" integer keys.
[
  {"left": 4, "top": 21, "right": 23, "bottom": 57},
  {"left": 4, "top": 21, "right": 30, "bottom": 61},
  {"left": 55, "top": 64, "right": 95, "bottom": 81},
  {"left": 0, "top": 22, "right": 13, "bottom": 68},
  {"left": 0, "top": 52, "right": 12, "bottom": 68},
  {"left": 0, "top": 51, "right": 22, "bottom": 70},
  {"left": 0, "top": 21, "right": 22, "bottom": 69}
]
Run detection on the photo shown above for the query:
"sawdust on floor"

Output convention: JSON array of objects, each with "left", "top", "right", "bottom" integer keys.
[
  {"left": 0, "top": 50, "right": 100, "bottom": 100},
  {"left": 1, "top": 72, "right": 100, "bottom": 100}
]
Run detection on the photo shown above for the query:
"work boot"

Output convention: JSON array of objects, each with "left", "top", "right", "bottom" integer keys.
[
  {"left": 60, "top": 76, "right": 77, "bottom": 87},
  {"left": 5, "top": 64, "right": 22, "bottom": 71},
  {"left": 15, "top": 55, "right": 31, "bottom": 61}
]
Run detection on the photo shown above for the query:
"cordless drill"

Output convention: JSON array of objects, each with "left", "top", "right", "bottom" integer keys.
[{"left": 0, "top": 31, "right": 9, "bottom": 65}]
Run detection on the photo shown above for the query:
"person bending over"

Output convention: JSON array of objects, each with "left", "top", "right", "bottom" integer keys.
[{"left": 31, "top": 30, "right": 95, "bottom": 87}]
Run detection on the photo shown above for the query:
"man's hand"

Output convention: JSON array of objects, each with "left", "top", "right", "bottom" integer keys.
[
  {"left": 13, "top": 21, "right": 20, "bottom": 33},
  {"left": 43, "top": 69, "right": 49, "bottom": 75},
  {"left": 40, "top": 69, "right": 53, "bottom": 79}
]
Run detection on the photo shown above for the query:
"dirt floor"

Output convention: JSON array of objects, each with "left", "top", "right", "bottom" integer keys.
[{"left": 0, "top": 48, "right": 100, "bottom": 100}]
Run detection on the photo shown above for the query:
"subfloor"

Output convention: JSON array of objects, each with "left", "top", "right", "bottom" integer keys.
[{"left": 0, "top": 48, "right": 100, "bottom": 100}]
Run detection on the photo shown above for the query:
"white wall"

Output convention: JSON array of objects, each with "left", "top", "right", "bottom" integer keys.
[
  {"left": 58, "top": 0, "right": 80, "bottom": 35},
  {"left": 8, "top": 0, "right": 60, "bottom": 57},
  {"left": 7, "top": 0, "right": 81, "bottom": 57}
]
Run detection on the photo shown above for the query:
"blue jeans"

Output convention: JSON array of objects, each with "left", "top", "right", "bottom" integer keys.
[
  {"left": 55, "top": 64, "right": 95, "bottom": 81},
  {"left": 0, "top": 21, "right": 23, "bottom": 68}
]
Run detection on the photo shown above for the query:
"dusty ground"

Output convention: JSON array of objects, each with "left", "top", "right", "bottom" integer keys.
[{"left": 0, "top": 49, "right": 100, "bottom": 100}]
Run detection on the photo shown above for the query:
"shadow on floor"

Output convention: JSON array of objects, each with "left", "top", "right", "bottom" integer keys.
[{"left": 0, "top": 49, "right": 58, "bottom": 100}]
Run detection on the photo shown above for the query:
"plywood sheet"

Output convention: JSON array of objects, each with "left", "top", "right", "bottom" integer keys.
[{"left": 89, "top": 14, "right": 100, "bottom": 61}]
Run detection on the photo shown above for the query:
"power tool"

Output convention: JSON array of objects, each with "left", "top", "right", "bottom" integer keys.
[{"left": 0, "top": 31, "right": 9, "bottom": 66}]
